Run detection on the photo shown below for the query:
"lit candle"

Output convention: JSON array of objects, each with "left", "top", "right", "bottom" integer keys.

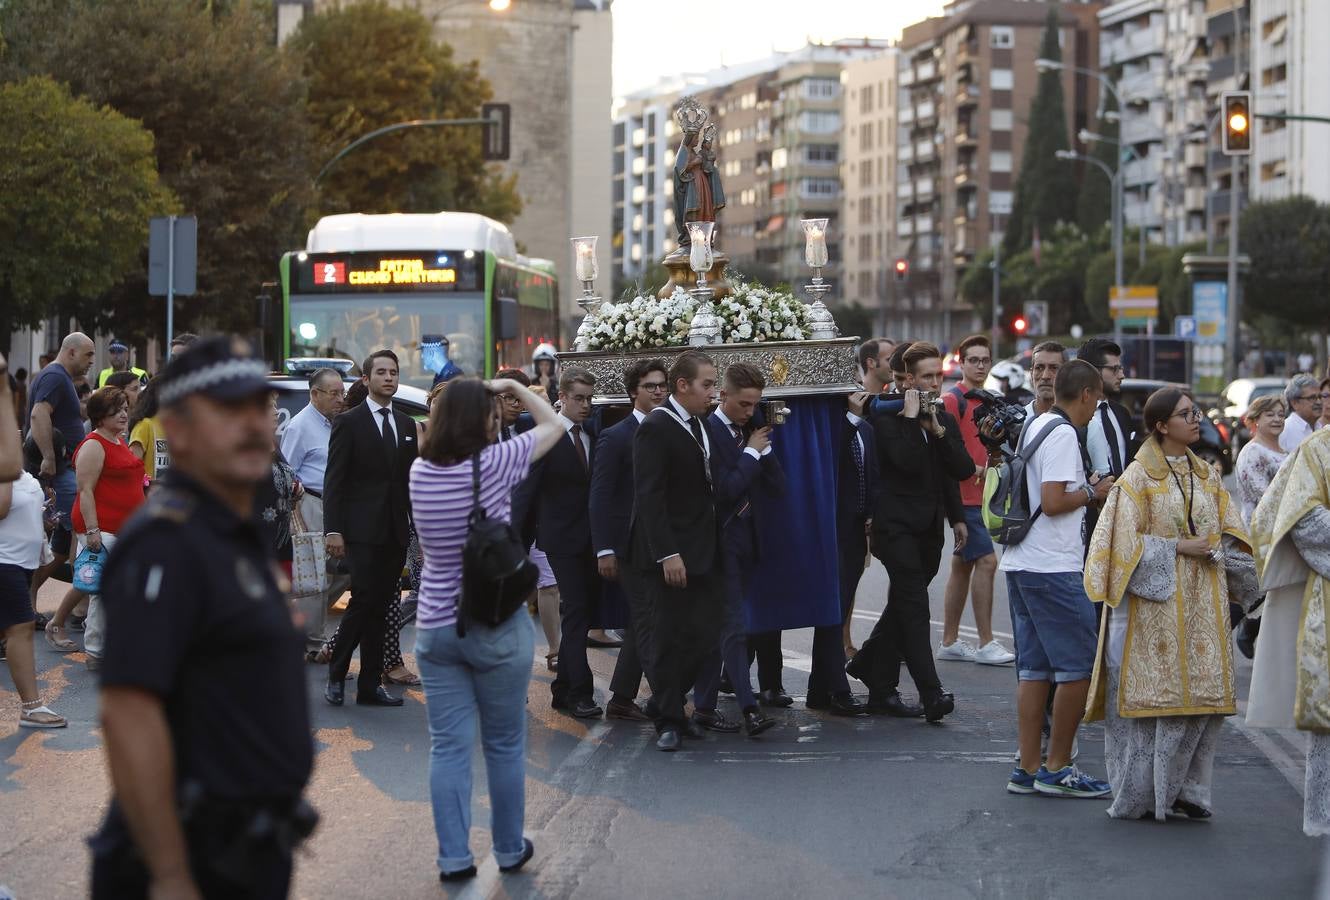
[
  {"left": 571, "top": 236, "right": 598, "bottom": 282},
  {"left": 688, "top": 221, "right": 715, "bottom": 274},
  {"left": 801, "top": 218, "right": 829, "bottom": 269}
]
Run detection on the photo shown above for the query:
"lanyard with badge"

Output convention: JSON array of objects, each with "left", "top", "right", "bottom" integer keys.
[{"left": 657, "top": 403, "right": 712, "bottom": 490}]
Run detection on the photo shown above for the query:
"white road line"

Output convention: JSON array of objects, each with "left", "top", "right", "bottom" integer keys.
[
  {"left": 1232, "top": 700, "right": 1306, "bottom": 798},
  {"left": 849, "top": 610, "right": 1015, "bottom": 641}
]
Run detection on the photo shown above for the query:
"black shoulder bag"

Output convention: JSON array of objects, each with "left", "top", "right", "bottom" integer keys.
[{"left": 458, "top": 454, "right": 538, "bottom": 636}]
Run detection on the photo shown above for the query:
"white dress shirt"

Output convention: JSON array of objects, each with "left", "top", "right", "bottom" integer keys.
[
  {"left": 1280, "top": 412, "right": 1317, "bottom": 453},
  {"left": 280, "top": 402, "right": 333, "bottom": 493},
  {"left": 1086, "top": 400, "right": 1128, "bottom": 476},
  {"left": 367, "top": 396, "right": 398, "bottom": 442},
  {"left": 713, "top": 407, "right": 771, "bottom": 460},
  {"left": 845, "top": 410, "right": 867, "bottom": 462},
  {"left": 558, "top": 413, "right": 592, "bottom": 458}
]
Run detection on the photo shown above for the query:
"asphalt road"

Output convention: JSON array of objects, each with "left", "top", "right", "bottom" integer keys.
[{"left": 0, "top": 531, "right": 1323, "bottom": 899}]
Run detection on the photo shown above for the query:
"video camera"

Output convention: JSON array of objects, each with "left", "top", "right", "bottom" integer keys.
[
  {"left": 757, "top": 399, "right": 791, "bottom": 426},
  {"left": 965, "top": 388, "right": 1028, "bottom": 450},
  {"left": 870, "top": 390, "right": 946, "bottom": 416}
]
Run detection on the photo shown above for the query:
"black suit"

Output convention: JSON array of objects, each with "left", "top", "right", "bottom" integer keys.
[
  {"left": 857, "top": 407, "right": 974, "bottom": 701},
  {"left": 591, "top": 412, "right": 654, "bottom": 701},
  {"left": 512, "top": 420, "right": 600, "bottom": 705},
  {"left": 324, "top": 400, "right": 417, "bottom": 697},
  {"left": 808, "top": 412, "right": 879, "bottom": 702},
  {"left": 694, "top": 412, "right": 786, "bottom": 712},
  {"left": 628, "top": 400, "right": 722, "bottom": 732}
]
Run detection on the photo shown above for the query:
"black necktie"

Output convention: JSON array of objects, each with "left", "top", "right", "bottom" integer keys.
[
  {"left": 379, "top": 407, "right": 396, "bottom": 464},
  {"left": 1100, "top": 403, "right": 1123, "bottom": 475},
  {"left": 689, "top": 415, "right": 706, "bottom": 448},
  {"left": 732, "top": 424, "right": 744, "bottom": 449},
  {"left": 502, "top": 425, "right": 513, "bottom": 442}
]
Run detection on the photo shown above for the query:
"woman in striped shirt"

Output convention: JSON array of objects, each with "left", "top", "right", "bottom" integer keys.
[{"left": 409, "top": 376, "right": 563, "bottom": 882}]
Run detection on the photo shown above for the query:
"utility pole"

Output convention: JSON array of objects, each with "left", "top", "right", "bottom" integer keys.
[{"left": 1226, "top": 153, "right": 1241, "bottom": 383}]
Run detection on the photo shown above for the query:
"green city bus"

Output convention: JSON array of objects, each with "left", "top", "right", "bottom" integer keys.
[{"left": 279, "top": 212, "right": 559, "bottom": 388}]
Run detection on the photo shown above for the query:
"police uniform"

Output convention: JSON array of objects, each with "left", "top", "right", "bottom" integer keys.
[{"left": 90, "top": 344, "right": 315, "bottom": 900}]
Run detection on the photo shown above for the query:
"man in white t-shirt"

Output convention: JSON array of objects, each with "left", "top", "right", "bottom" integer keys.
[
  {"left": 1280, "top": 373, "right": 1322, "bottom": 453},
  {"left": 1000, "top": 359, "right": 1115, "bottom": 799}
]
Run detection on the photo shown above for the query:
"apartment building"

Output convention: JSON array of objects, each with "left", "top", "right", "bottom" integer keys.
[
  {"left": 1099, "top": 0, "right": 1211, "bottom": 248},
  {"left": 897, "top": 0, "right": 1102, "bottom": 346},
  {"left": 611, "top": 41, "right": 889, "bottom": 293},
  {"left": 841, "top": 49, "right": 900, "bottom": 334},
  {"left": 1249, "top": 0, "right": 1330, "bottom": 203}
]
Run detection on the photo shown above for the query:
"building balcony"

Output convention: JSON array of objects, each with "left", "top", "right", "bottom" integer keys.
[
  {"left": 1102, "top": 25, "right": 1165, "bottom": 66},
  {"left": 1121, "top": 156, "right": 1157, "bottom": 188},
  {"left": 917, "top": 61, "right": 938, "bottom": 82},
  {"left": 956, "top": 83, "right": 980, "bottom": 108},
  {"left": 1119, "top": 68, "right": 1162, "bottom": 104},
  {"left": 899, "top": 107, "right": 914, "bottom": 127},
  {"left": 900, "top": 67, "right": 915, "bottom": 88},
  {"left": 1184, "top": 142, "right": 1206, "bottom": 169},
  {"left": 1184, "top": 186, "right": 1207, "bottom": 212},
  {"left": 898, "top": 217, "right": 914, "bottom": 238},
  {"left": 898, "top": 182, "right": 914, "bottom": 202},
  {"left": 954, "top": 168, "right": 978, "bottom": 191},
  {"left": 955, "top": 129, "right": 978, "bottom": 148},
  {"left": 1120, "top": 114, "right": 1164, "bottom": 146},
  {"left": 917, "top": 177, "right": 935, "bottom": 199},
  {"left": 953, "top": 225, "right": 979, "bottom": 260},
  {"left": 898, "top": 144, "right": 914, "bottom": 164},
  {"left": 915, "top": 141, "right": 935, "bottom": 162}
]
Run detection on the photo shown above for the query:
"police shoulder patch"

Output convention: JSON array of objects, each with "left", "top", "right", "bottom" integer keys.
[{"left": 144, "top": 487, "right": 196, "bottom": 524}]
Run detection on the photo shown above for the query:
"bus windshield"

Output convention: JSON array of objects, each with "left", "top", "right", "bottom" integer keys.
[{"left": 288, "top": 292, "right": 485, "bottom": 389}]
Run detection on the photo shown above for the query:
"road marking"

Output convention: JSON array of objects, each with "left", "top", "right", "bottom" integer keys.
[
  {"left": 1232, "top": 700, "right": 1306, "bottom": 797},
  {"left": 850, "top": 610, "right": 1015, "bottom": 641}
]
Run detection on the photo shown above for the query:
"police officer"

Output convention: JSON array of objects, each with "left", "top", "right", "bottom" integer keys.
[
  {"left": 91, "top": 337, "right": 316, "bottom": 899},
  {"left": 96, "top": 338, "right": 148, "bottom": 388}
]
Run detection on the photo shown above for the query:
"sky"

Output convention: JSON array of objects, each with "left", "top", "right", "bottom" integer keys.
[{"left": 611, "top": 0, "right": 948, "bottom": 98}]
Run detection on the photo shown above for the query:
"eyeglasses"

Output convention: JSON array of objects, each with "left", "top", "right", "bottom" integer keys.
[
  {"left": 963, "top": 357, "right": 991, "bottom": 366},
  {"left": 313, "top": 387, "right": 345, "bottom": 398},
  {"left": 498, "top": 394, "right": 522, "bottom": 406},
  {"left": 1320, "top": 392, "right": 1330, "bottom": 399},
  {"left": 640, "top": 382, "right": 668, "bottom": 393},
  {"left": 1296, "top": 393, "right": 1320, "bottom": 403},
  {"left": 1170, "top": 407, "right": 1203, "bottom": 423},
  {"left": 1099, "top": 365, "right": 1124, "bottom": 374}
]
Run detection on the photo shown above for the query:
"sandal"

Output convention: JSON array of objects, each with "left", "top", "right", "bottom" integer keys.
[
  {"left": 45, "top": 622, "right": 78, "bottom": 652},
  {"left": 20, "top": 703, "right": 67, "bottom": 729},
  {"left": 383, "top": 667, "right": 421, "bottom": 686}
]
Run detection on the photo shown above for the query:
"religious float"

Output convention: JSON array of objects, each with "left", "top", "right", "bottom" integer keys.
[{"left": 559, "top": 96, "right": 858, "bottom": 634}]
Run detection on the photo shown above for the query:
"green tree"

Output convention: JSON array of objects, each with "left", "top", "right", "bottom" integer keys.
[
  {"left": 0, "top": 77, "right": 176, "bottom": 332},
  {"left": 1004, "top": 9, "right": 1078, "bottom": 257},
  {"left": 1241, "top": 196, "right": 1330, "bottom": 331},
  {"left": 289, "top": 1, "right": 521, "bottom": 221},
  {"left": 1076, "top": 92, "right": 1119, "bottom": 234},
  {"left": 0, "top": 0, "right": 315, "bottom": 338}
]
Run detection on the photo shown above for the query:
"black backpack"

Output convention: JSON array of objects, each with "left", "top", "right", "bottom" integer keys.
[{"left": 458, "top": 454, "right": 538, "bottom": 636}]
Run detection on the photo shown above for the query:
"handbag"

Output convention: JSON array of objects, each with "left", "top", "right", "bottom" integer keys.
[
  {"left": 289, "top": 506, "right": 328, "bottom": 597},
  {"left": 72, "top": 544, "right": 105, "bottom": 593},
  {"left": 458, "top": 454, "right": 538, "bottom": 636}
]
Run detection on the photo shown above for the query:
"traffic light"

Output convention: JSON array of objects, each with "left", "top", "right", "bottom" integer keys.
[
  {"left": 1013, "top": 316, "right": 1028, "bottom": 335},
  {"left": 1222, "top": 91, "right": 1252, "bottom": 156},
  {"left": 893, "top": 258, "right": 909, "bottom": 283}
]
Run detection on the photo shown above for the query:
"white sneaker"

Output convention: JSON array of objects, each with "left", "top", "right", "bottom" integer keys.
[
  {"left": 975, "top": 640, "right": 1016, "bottom": 666},
  {"left": 937, "top": 640, "right": 978, "bottom": 662}
]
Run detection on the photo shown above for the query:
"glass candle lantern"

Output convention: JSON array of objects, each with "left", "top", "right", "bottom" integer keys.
[
  {"left": 801, "top": 218, "right": 829, "bottom": 269},
  {"left": 571, "top": 235, "right": 598, "bottom": 283},
  {"left": 687, "top": 221, "right": 715, "bottom": 274}
]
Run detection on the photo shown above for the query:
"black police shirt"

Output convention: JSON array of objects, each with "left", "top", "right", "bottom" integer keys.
[{"left": 99, "top": 471, "right": 314, "bottom": 801}]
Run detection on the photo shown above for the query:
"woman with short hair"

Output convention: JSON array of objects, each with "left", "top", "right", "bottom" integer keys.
[
  {"left": 1235, "top": 394, "right": 1288, "bottom": 525},
  {"left": 409, "top": 377, "right": 562, "bottom": 882}
]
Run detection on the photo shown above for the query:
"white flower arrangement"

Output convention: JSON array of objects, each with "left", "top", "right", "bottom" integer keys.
[{"left": 582, "top": 280, "right": 810, "bottom": 352}]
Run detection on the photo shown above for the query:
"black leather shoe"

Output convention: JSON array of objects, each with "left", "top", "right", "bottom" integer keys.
[
  {"left": 356, "top": 686, "right": 404, "bottom": 707},
  {"left": 656, "top": 728, "right": 682, "bottom": 751},
  {"left": 499, "top": 838, "right": 535, "bottom": 872},
  {"left": 569, "top": 698, "right": 603, "bottom": 719},
  {"left": 606, "top": 697, "right": 651, "bottom": 721},
  {"left": 868, "top": 692, "right": 925, "bottom": 718},
  {"left": 758, "top": 688, "right": 794, "bottom": 708},
  {"left": 742, "top": 708, "right": 776, "bottom": 736},
  {"left": 922, "top": 691, "right": 955, "bottom": 723},
  {"left": 439, "top": 865, "right": 477, "bottom": 882},
  {"left": 719, "top": 673, "right": 735, "bottom": 695},
  {"left": 692, "top": 709, "right": 740, "bottom": 733},
  {"left": 643, "top": 697, "right": 661, "bottom": 719},
  {"left": 680, "top": 719, "right": 702, "bottom": 739},
  {"left": 325, "top": 680, "right": 344, "bottom": 707},
  {"left": 1236, "top": 616, "right": 1260, "bottom": 660},
  {"left": 809, "top": 693, "right": 869, "bottom": 717}
]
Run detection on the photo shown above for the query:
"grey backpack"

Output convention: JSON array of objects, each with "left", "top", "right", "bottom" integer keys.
[{"left": 984, "top": 417, "right": 1072, "bottom": 546}]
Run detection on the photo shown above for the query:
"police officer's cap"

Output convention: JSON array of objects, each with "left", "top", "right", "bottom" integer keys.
[
  {"left": 108, "top": 339, "right": 129, "bottom": 352},
  {"left": 158, "top": 336, "right": 270, "bottom": 408}
]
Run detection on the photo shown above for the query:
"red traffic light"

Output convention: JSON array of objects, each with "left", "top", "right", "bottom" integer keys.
[
  {"left": 1013, "top": 316, "right": 1027, "bottom": 333},
  {"left": 893, "top": 258, "right": 909, "bottom": 282}
]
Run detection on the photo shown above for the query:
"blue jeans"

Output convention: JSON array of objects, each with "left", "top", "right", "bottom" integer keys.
[
  {"left": 415, "top": 613, "right": 534, "bottom": 873},
  {"left": 1005, "top": 570, "right": 1098, "bottom": 683}
]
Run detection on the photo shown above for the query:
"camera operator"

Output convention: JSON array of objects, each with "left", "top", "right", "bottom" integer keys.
[
  {"left": 1079, "top": 338, "right": 1136, "bottom": 478},
  {"left": 848, "top": 342, "right": 974, "bottom": 722},
  {"left": 939, "top": 336, "right": 1015, "bottom": 667}
]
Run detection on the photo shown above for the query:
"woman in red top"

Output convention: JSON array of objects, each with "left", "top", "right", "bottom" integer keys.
[{"left": 45, "top": 387, "right": 145, "bottom": 657}]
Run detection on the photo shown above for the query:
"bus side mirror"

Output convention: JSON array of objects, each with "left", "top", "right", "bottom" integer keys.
[{"left": 497, "top": 296, "right": 519, "bottom": 341}]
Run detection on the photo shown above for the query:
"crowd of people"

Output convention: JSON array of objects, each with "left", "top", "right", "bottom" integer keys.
[{"left": 0, "top": 324, "right": 1325, "bottom": 898}]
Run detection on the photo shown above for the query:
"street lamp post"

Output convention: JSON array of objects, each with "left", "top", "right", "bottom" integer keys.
[
  {"left": 1056, "top": 149, "right": 1123, "bottom": 342},
  {"left": 1080, "top": 128, "right": 1146, "bottom": 272}
]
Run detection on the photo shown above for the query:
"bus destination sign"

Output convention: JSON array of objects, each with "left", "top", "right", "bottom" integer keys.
[{"left": 296, "top": 252, "right": 479, "bottom": 293}]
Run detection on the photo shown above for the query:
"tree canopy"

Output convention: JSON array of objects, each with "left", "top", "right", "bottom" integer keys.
[
  {"left": 289, "top": 0, "right": 521, "bottom": 222},
  {"left": 0, "top": 77, "right": 176, "bottom": 332},
  {"left": 0, "top": 0, "right": 315, "bottom": 338},
  {"left": 1241, "top": 196, "right": 1330, "bottom": 331},
  {"left": 1003, "top": 9, "right": 1078, "bottom": 257}
]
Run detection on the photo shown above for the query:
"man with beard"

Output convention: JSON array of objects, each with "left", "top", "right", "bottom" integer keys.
[{"left": 1080, "top": 338, "right": 1136, "bottom": 478}]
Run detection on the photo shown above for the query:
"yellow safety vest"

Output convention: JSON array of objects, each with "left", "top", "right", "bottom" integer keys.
[{"left": 98, "top": 366, "right": 147, "bottom": 388}]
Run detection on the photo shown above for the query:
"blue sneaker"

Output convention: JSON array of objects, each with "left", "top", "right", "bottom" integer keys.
[
  {"left": 1007, "top": 767, "right": 1037, "bottom": 795},
  {"left": 1034, "top": 764, "right": 1112, "bottom": 798}
]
